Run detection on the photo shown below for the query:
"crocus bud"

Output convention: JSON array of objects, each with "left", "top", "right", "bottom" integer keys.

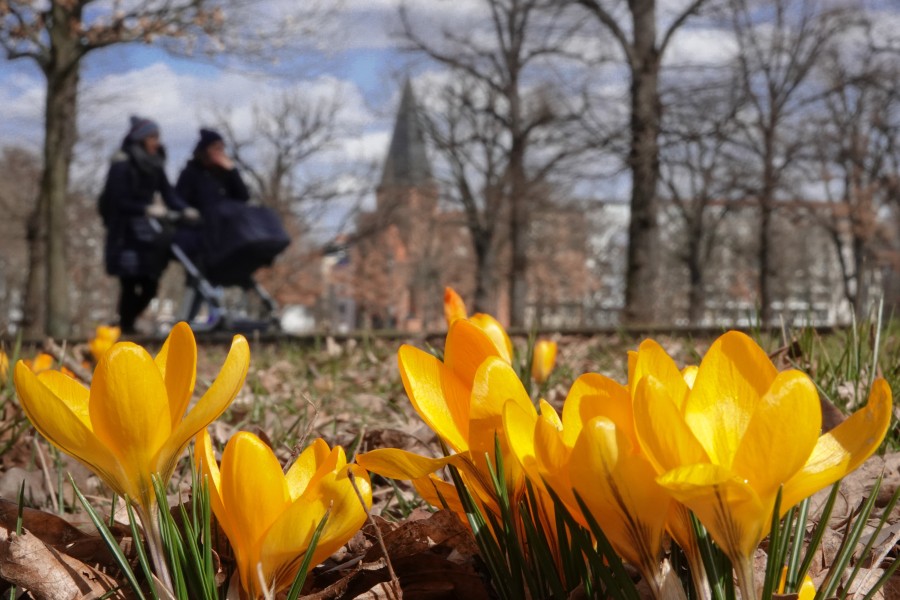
[{"left": 531, "top": 340, "right": 557, "bottom": 384}]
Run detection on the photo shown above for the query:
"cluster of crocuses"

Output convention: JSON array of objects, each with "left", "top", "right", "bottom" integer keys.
[
  {"left": 13, "top": 322, "right": 372, "bottom": 599},
  {"left": 358, "top": 290, "right": 893, "bottom": 600}
]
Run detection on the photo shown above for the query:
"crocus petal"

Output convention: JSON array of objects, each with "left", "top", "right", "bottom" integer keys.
[
  {"left": 195, "top": 428, "right": 230, "bottom": 540},
  {"left": 285, "top": 438, "right": 331, "bottom": 500},
  {"left": 413, "top": 474, "right": 467, "bottom": 517},
  {"left": 89, "top": 344, "right": 172, "bottom": 503},
  {"left": 220, "top": 432, "right": 290, "bottom": 591},
  {"left": 561, "top": 373, "right": 632, "bottom": 447},
  {"left": 398, "top": 344, "right": 470, "bottom": 452},
  {"left": 444, "top": 286, "right": 468, "bottom": 325},
  {"left": 681, "top": 366, "right": 699, "bottom": 389},
  {"left": 731, "top": 370, "right": 821, "bottom": 500},
  {"left": 633, "top": 375, "right": 708, "bottom": 474},
  {"left": 657, "top": 463, "right": 765, "bottom": 560},
  {"left": 443, "top": 318, "right": 505, "bottom": 385},
  {"left": 469, "top": 357, "right": 531, "bottom": 493},
  {"left": 781, "top": 378, "right": 892, "bottom": 509},
  {"left": 629, "top": 339, "right": 690, "bottom": 406},
  {"left": 154, "top": 322, "right": 197, "bottom": 427},
  {"left": 685, "top": 331, "right": 778, "bottom": 469},
  {"left": 467, "top": 314, "right": 513, "bottom": 364},
  {"left": 502, "top": 399, "right": 539, "bottom": 480},
  {"left": 570, "top": 417, "right": 669, "bottom": 574},
  {"left": 157, "top": 335, "right": 249, "bottom": 478},
  {"left": 15, "top": 363, "right": 126, "bottom": 494},
  {"left": 356, "top": 448, "right": 470, "bottom": 480},
  {"left": 261, "top": 464, "right": 371, "bottom": 592}
]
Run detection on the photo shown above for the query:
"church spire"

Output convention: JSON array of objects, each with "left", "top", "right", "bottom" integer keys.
[{"left": 379, "top": 78, "right": 433, "bottom": 189}]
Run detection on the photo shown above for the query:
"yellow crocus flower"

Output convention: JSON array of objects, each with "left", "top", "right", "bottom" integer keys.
[
  {"left": 14, "top": 322, "right": 249, "bottom": 512},
  {"left": 197, "top": 430, "right": 371, "bottom": 600},
  {"left": 504, "top": 373, "right": 675, "bottom": 599},
  {"left": 0, "top": 350, "right": 8, "bottom": 385},
  {"left": 531, "top": 340, "right": 558, "bottom": 385},
  {"left": 357, "top": 318, "right": 529, "bottom": 516},
  {"left": 632, "top": 331, "right": 892, "bottom": 597},
  {"left": 89, "top": 325, "right": 121, "bottom": 362}
]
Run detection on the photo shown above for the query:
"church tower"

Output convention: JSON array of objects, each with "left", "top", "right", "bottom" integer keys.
[
  {"left": 353, "top": 79, "right": 443, "bottom": 330},
  {"left": 376, "top": 78, "right": 437, "bottom": 241}
]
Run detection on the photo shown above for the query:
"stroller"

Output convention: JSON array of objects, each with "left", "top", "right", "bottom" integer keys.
[{"left": 153, "top": 201, "right": 290, "bottom": 333}]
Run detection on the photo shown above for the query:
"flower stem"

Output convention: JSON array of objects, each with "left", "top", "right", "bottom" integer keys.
[
  {"left": 735, "top": 556, "right": 758, "bottom": 600},
  {"left": 137, "top": 504, "right": 175, "bottom": 596}
]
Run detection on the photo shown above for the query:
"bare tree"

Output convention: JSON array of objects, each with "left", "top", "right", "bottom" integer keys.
[
  {"left": 725, "top": 0, "right": 846, "bottom": 324},
  {"left": 0, "top": 0, "right": 228, "bottom": 336},
  {"left": 572, "top": 0, "right": 713, "bottom": 324},
  {"left": 809, "top": 22, "right": 900, "bottom": 318},
  {"left": 0, "top": 146, "right": 40, "bottom": 332},
  {"left": 659, "top": 81, "right": 741, "bottom": 324},
  {"left": 0, "top": 0, "right": 333, "bottom": 337},
  {"left": 400, "top": 0, "right": 591, "bottom": 325}
]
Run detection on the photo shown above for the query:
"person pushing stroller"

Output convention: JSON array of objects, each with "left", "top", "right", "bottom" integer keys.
[
  {"left": 174, "top": 128, "right": 289, "bottom": 328},
  {"left": 99, "top": 116, "right": 198, "bottom": 334}
]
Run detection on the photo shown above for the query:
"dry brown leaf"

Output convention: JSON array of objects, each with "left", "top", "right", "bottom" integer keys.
[{"left": 0, "top": 528, "right": 134, "bottom": 599}]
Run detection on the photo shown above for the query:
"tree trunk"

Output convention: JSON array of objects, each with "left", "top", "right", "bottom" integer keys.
[
  {"left": 624, "top": 2, "right": 661, "bottom": 326},
  {"left": 40, "top": 4, "right": 83, "bottom": 338},
  {"left": 473, "top": 231, "right": 496, "bottom": 315},
  {"left": 687, "top": 230, "right": 705, "bottom": 325},
  {"left": 508, "top": 157, "right": 528, "bottom": 327},
  {"left": 22, "top": 205, "right": 46, "bottom": 336}
]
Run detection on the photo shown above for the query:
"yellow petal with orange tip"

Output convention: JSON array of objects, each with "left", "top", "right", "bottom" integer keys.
[
  {"left": 154, "top": 322, "right": 197, "bottom": 428},
  {"left": 443, "top": 318, "right": 505, "bottom": 388},
  {"left": 398, "top": 343, "right": 471, "bottom": 452},
  {"left": 781, "top": 377, "right": 893, "bottom": 510},
  {"left": 468, "top": 313, "right": 513, "bottom": 364},
  {"left": 444, "top": 286, "right": 468, "bottom": 325}
]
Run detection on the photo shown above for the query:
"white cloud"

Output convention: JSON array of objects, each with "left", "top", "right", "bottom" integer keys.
[{"left": 663, "top": 27, "right": 738, "bottom": 67}]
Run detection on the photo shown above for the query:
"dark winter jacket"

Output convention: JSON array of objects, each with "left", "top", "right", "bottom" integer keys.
[
  {"left": 175, "top": 159, "right": 289, "bottom": 287},
  {"left": 174, "top": 158, "right": 250, "bottom": 262},
  {"left": 101, "top": 142, "right": 186, "bottom": 278}
]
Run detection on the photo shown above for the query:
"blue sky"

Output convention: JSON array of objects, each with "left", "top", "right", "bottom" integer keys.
[{"left": 0, "top": 0, "right": 415, "bottom": 197}]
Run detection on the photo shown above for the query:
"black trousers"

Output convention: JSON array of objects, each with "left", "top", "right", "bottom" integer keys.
[{"left": 118, "top": 276, "right": 158, "bottom": 333}]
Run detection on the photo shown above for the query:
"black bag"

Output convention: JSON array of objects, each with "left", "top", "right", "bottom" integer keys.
[{"left": 204, "top": 202, "right": 290, "bottom": 286}]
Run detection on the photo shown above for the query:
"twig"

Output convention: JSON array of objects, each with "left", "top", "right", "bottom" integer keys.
[
  {"left": 32, "top": 438, "right": 59, "bottom": 514},
  {"left": 349, "top": 471, "right": 402, "bottom": 600},
  {"left": 42, "top": 338, "right": 93, "bottom": 384}
]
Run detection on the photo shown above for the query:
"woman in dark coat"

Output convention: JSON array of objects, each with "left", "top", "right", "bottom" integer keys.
[
  {"left": 176, "top": 128, "right": 254, "bottom": 279},
  {"left": 100, "top": 116, "right": 189, "bottom": 333}
]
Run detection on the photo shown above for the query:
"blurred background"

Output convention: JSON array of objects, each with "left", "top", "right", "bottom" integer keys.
[{"left": 1, "top": 0, "right": 899, "bottom": 337}]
